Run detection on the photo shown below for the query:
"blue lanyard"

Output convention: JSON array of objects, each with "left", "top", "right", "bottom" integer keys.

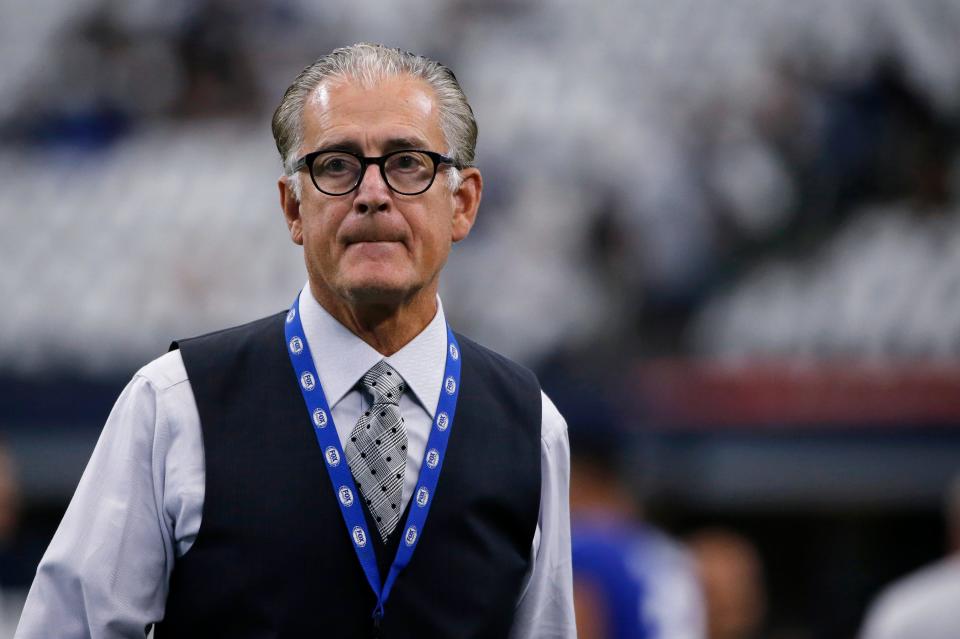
[{"left": 284, "top": 292, "right": 462, "bottom": 623}]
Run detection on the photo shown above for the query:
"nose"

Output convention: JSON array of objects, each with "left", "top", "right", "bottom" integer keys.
[{"left": 353, "top": 163, "right": 391, "bottom": 214}]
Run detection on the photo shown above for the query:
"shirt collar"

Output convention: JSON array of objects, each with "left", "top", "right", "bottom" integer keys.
[{"left": 298, "top": 283, "right": 447, "bottom": 418}]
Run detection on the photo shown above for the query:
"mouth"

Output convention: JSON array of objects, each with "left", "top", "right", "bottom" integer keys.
[
  {"left": 346, "top": 239, "right": 403, "bottom": 248},
  {"left": 344, "top": 239, "right": 405, "bottom": 258},
  {"left": 344, "top": 229, "right": 407, "bottom": 246}
]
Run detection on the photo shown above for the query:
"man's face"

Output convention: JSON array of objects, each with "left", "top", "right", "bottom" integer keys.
[{"left": 280, "top": 74, "right": 481, "bottom": 309}]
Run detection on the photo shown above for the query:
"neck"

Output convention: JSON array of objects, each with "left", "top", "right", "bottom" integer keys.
[{"left": 309, "top": 281, "right": 439, "bottom": 356}]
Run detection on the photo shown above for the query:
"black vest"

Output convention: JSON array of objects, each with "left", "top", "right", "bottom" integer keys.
[{"left": 156, "top": 312, "right": 542, "bottom": 638}]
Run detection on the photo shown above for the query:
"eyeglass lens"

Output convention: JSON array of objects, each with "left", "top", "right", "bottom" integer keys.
[{"left": 310, "top": 151, "right": 437, "bottom": 195}]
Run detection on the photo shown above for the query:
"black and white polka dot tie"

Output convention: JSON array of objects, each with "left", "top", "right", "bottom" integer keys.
[{"left": 345, "top": 360, "right": 407, "bottom": 541}]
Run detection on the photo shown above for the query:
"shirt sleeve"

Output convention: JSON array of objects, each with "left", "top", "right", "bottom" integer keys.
[
  {"left": 16, "top": 352, "right": 198, "bottom": 639},
  {"left": 858, "top": 577, "right": 923, "bottom": 639},
  {"left": 509, "top": 391, "right": 576, "bottom": 639}
]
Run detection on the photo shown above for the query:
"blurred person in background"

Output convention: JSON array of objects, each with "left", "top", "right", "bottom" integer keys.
[
  {"left": 15, "top": 43, "right": 574, "bottom": 638},
  {"left": 687, "top": 529, "right": 766, "bottom": 639},
  {"left": 0, "top": 441, "right": 26, "bottom": 636},
  {"left": 858, "top": 473, "right": 960, "bottom": 639},
  {"left": 0, "top": 444, "right": 19, "bottom": 565},
  {"left": 571, "top": 425, "right": 706, "bottom": 639}
]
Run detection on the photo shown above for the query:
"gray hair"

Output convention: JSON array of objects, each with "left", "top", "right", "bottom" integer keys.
[{"left": 272, "top": 43, "right": 477, "bottom": 199}]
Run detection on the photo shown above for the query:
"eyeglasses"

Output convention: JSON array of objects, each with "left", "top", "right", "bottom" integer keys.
[{"left": 293, "top": 149, "right": 459, "bottom": 196}]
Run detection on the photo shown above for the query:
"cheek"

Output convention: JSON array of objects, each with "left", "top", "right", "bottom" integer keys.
[
  {"left": 420, "top": 222, "right": 453, "bottom": 265},
  {"left": 304, "top": 216, "right": 328, "bottom": 240},
  {"left": 416, "top": 198, "right": 455, "bottom": 255},
  {"left": 301, "top": 205, "right": 340, "bottom": 247}
]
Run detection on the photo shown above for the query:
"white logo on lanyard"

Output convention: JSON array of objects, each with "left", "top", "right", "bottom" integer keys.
[
  {"left": 352, "top": 526, "right": 367, "bottom": 547},
  {"left": 338, "top": 486, "right": 354, "bottom": 507},
  {"left": 324, "top": 446, "right": 341, "bottom": 467},
  {"left": 300, "top": 371, "right": 316, "bottom": 391},
  {"left": 288, "top": 336, "right": 304, "bottom": 355},
  {"left": 416, "top": 487, "right": 430, "bottom": 507},
  {"left": 436, "top": 411, "right": 449, "bottom": 431},
  {"left": 449, "top": 343, "right": 459, "bottom": 360},
  {"left": 404, "top": 525, "right": 418, "bottom": 547},
  {"left": 286, "top": 308, "right": 296, "bottom": 323},
  {"left": 444, "top": 376, "right": 456, "bottom": 395},
  {"left": 312, "top": 408, "right": 328, "bottom": 428},
  {"left": 425, "top": 448, "right": 440, "bottom": 469}
]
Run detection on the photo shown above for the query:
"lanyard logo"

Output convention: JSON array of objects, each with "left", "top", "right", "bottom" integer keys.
[
  {"left": 415, "top": 487, "right": 430, "bottom": 507},
  {"left": 404, "top": 526, "right": 418, "bottom": 547},
  {"left": 325, "top": 446, "right": 341, "bottom": 467},
  {"left": 312, "top": 408, "right": 328, "bottom": 428},
  {"left": 289, "top": 336, "right": 304, "bottom": 354},
  {"left": 300, "top": 371, "right": 316, "bottom": 391},
  {"left": 352, "top": 526, "right": 368, "bottom": 547}
]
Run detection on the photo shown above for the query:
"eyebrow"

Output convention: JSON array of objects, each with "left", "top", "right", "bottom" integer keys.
[
  {"left": 382, "top": 137, "right": 432, "bottom": 152},
  {"left": 315, "top": 136, "right": 434, "bottom": 155}
]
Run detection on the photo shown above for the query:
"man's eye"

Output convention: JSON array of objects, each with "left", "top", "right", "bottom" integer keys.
[
  {"left": 393, "top": 154, "right": 425, "bottom": 170},
  {"left": 323, "top": 158, "right": 350, "bottom": 173}
]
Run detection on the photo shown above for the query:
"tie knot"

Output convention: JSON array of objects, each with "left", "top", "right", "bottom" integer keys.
[{"left": 361, "top": 360, "right": 405, "bottom": 405}]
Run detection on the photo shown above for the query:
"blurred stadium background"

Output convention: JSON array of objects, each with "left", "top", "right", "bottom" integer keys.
[{"left": 2, "top": 0, "right": 960, "bottom": 636}]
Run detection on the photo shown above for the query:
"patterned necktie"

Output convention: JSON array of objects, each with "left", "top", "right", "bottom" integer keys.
[{"left": 345, "top": 360, "right": 408, "bottom": 541}]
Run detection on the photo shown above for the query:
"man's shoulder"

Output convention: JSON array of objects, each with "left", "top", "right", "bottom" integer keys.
[
  {"left": 865, "top": 557, "right": 960, "bottom": 637},
  {"left": 137, "top": 312, "right": 287, "bottom": 387},
  {"left": 452, "top": 332, "right": 567, "bottom": 440},
  {"left": 877, "top": 557, "right": 960, "bottom": 607},
  {"left": 454, "top": 331, "right": 539, "bottom": 387},
  {"left": 172, "top": 311, "right": 289, "bottom": 351},
  {"left": 136, "top": 349, "right": 189, "bottom": 391}
]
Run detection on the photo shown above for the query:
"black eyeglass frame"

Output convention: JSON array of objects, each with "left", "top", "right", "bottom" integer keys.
[{"left": 292, "top": 148, "right": 461, "bottom": 196}]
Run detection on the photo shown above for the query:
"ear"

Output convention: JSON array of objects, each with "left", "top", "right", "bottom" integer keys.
[
  {"left": 451, "top": 167, "right": 482, "bottom": 243},
  {"left": 279, "top": 175, "right": 304, "bottom": 246}
]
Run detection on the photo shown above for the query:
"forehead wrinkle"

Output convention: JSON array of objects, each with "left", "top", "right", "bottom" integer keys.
[
  {"left": 307, "top": 130, "right": 436, "bottom": 156},
  {"left": 316, "top": 135, "right": 433, "bottom": 154},
  {"left": 309, "top": 74, "right": 435, "bottom": 117},
  {"left": 302, "top": 76, "right": 444, "bottom": 155}
]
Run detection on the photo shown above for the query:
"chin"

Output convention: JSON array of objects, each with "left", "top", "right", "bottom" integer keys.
[{"left": 340, "top": 278, "right": 419, "bottom": 306}]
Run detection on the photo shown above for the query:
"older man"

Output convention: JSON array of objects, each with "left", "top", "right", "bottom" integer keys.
[{"left": 17, "top": 44, "right": 575, "bottom": 638}]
